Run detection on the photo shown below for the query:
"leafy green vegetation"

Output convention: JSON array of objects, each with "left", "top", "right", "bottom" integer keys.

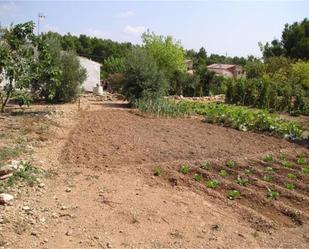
[
  {"left": 286, "top": 183, "right": 295, "bottom": 190},
  {"left": 262, "top": 175, "right": 273, "bottom": 182},
  {"left": 267, "top": 188, "right": 279, "bottom": 200},
  {"left": 179, "top": 164, "right": 190, "bottom": 174},
  {"left": 263, "top": 154, "right": 273, "bottom": 162},
  {"left": 297, "top": 157, "right": 307, "bottom": 165},
  {"left": 302, "top": 167, "right": 309, "bottom": 174},
  {"left": 0, "top": 143, "right": 26, "bottom": 164},
  {"left": 287, "top": 173, "right": 297, "bottom": 180},
  {"left": 200, "top": 162, "right": 210, "bottom": 170},
  {"left": 235, "top": 176, "right": 249, "bottom": 186},
  {"left": 206, "top": 179, "right": 219, "bottom": 189},
  {"left": 265, "top": 166, "right": 274, "bottom": 172},
  {"left": 219, "top": 169, "right": 228, "bottom": 177},
  {"left": 154, "top": 166, "right": 163, "bottom": 176},
  {"left": 282, "top": 160, "right": 293, "bottom": 168},
  {"left": 226, "top": 160, "right": 236, "bottom": 168},
  {"left": 228, "top": 190, "right": 240, "bottom": 200},
  {"left": 244, "top": 168, "right": 253, "bottom": 175},
  {"left": 193, "top": 173, "right": 203, "bottom": 182}
]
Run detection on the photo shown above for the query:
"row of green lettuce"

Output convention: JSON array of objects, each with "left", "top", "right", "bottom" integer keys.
[{"left": 134, "top": 98, "right": 305, "bottom": 140}]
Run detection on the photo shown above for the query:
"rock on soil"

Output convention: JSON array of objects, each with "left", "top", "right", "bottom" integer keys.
[{"left": 0, "top": 193, "right": 14, "bottom": 205}]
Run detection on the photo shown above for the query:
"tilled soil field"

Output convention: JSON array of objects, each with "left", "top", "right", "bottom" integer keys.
[
  {"left": 2, "top": 100, "right": 308, "bottom": 248},
  {"left": 60, "top": 104, "right": 309, "bottom": 247}
]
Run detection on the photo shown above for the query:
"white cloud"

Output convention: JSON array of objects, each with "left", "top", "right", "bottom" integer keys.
[
  {"left": 0, "top": 1, "right": 16, "bottom": 17},
  {"left": 117, "top": 11, "right": 134, "bottom": 18},
  {"left": 124, "top": 25, "right": 146, "bottom": 36}
]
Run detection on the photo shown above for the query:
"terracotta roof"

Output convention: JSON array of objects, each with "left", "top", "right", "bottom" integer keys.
[{"left": 207, "top": 64, "right": 236, "bottom": 69}]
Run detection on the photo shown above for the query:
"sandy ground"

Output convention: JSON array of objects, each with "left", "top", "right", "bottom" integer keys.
[{"left": 1, "top": 96, "right": 309, "bottom": 248}]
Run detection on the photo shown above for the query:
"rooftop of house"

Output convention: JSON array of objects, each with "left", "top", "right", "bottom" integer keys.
[{"left": 207, "top": 64, "right": 239, "bottom": 70}]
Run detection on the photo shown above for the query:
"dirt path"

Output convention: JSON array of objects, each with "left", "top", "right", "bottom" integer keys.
[{"left": 1, "top": 100, "right": 309, "bottom": 248}]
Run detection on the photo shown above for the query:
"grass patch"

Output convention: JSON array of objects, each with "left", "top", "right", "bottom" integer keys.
[
  {"left": 0, "top": 144, "right": 26, "bottom": 164},
  {"left": 282, "top": 160, "right": 293, "bottom": 168}
]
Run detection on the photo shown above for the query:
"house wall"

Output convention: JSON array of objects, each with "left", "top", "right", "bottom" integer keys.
[{"left": 78, "top": 56, "right": 101, "bottom": 92}]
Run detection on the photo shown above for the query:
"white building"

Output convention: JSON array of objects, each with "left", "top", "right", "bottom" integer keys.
[{"left": 78, "top": 56, "right": 101, "bottom": 92}]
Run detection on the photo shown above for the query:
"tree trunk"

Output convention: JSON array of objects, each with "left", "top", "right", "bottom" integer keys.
[{"left": 0, "top": 88, "right": 12, "bottom": 113}]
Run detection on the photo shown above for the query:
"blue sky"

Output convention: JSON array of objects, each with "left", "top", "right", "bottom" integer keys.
[{"left": 0, "top": 0, "right": 308, "bottom": 57}]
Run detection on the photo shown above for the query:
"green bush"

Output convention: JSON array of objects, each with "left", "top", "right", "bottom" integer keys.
[{"left": 122, "top": 48, "right": 168, "bottom": 102}]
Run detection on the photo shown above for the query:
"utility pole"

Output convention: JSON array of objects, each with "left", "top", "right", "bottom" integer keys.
[{"left": 37, "top": 13, "right": 45, "bottom": 36}]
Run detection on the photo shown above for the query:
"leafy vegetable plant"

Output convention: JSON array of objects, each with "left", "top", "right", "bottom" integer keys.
[
  {"left": 219, "top": 169, "right": 228, "bottom": 177},
  {"left": 206, "top": 179, "right": 219, "bottom": 189},
  {"left": 179, "top": 164, "right": 190, "bottom": 174},
  {"left": 228, "top": 190, "right": 240, "bottom": 200}
]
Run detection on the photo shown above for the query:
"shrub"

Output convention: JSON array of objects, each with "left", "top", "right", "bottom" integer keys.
[
  {"left": 154, "top": 166, "right": 163, "bottom": 176},
  {"left": 122, "top": 48, "right": 168, "bottom": 102},
  {"left": 54, "top": 51, "right": 87, "bottom": 102},
  {"left": 267, "top": 188, "right": 279, "bottom": 200},
  {"left": 286, "top": 183, "right": 295, "bottom": 190}
]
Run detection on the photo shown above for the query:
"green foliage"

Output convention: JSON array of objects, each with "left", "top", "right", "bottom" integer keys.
[
  {"left": 193, "top": 173, "right": 203, "bottom": 182},
  {"left": 261, "top": 18, "right": 309, "bottom": 60},
  {"left": 15, "top": 92, "right": 32, "bottom": 108},
  {"left": 228, "top": 190, "right": 240, "bottom": 200},
  {"left": 7, "top": 161, "right": 39, "bottom": 187},
  {"left": 286, "top": 183, "right": 295, "bottom": 190},
  {"left": 287, "top": 173, "right": 297, "bottom": 180},
  {"left": 154, "top": 166, "right": 163, "bottom": 176},
  {"left": 102, "top": 56, "right": 126, "bottom": 76},
  {"left": 134, "top": 98, "right": 191, "bottom": 117},
  {"left": 206, "top": 179, "right": 219, "bottom": 189},
  {"left": 267, "top": 188, "right": 279, "bottom": 200},
  {"left": 142, "top": 31, "right": 186, "bottom": 80},
  {"left": 265, "top": 166, "right": 273, "bottom": 172},
  {"left": 263, "top": 154, "right": 273, "bottom": 162},
  {"left": 0, "top": 22, "right": 36, "bottom": 112},
  {"left": 226, "top": 160, "right": 236, "bottom": 168},
  {"left": 235, "top": 176, "right": 249, "bottom": 186},
  {"left": 302, "top": 167, "right": 309, "bottom": 174},
  {"left": 297, "top": 157, "right": 307, "bottom": 165},
  {"left": 122, "top": 48, "right": 168, "bottom": 102},
  {"left": 219, "top": 169, "right": 228, "bottom": 177},
  {"left": 179, "top": 164, "right": 190, "bottom": 174},
  {"left": 244, "top": 168, "right": 253, "bottom": 175},
  {"left": 262, "top": 175, "right": 272, "bottom": 182},
  {"left": 135, "top": 100, "right": 304, "bottom": 139},
  {"left": 282, "top": 160, "right": 293, "bottom": 168},
  {"left": 200, "top": 162, "right": 210, "bottom": 170}
]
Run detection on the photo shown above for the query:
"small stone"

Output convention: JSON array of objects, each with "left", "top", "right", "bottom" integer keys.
[
  {"left": 65, "top": 188, "right": 71, "bottom": 193},
  {"left": 38, "top": 183, "right": 45, "bottom": 188},
  {"left": 65, "top": 230, "right": 73, "bottom": 236},
  {"left": 22, "top": 206, "right": 31, "bottom": 212},
  {"left": 0, "top": 193, "right": 14, "bottom": 205},
  {"left": 31, "top": 231, "right": 39, "bottom": 237},
  {"left": 106, "top": 242, "right": 112, "bottom": 248},
  {"left": 60, "top": 205, "right": 67, "bottom": 210},
  {"left": 43, "top": 239, "right": 48, "bottom": 243}
]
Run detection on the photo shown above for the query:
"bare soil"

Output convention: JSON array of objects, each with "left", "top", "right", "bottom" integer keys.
[{"left": 1, "top": 97, "right": 309, "bottom": 248}]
